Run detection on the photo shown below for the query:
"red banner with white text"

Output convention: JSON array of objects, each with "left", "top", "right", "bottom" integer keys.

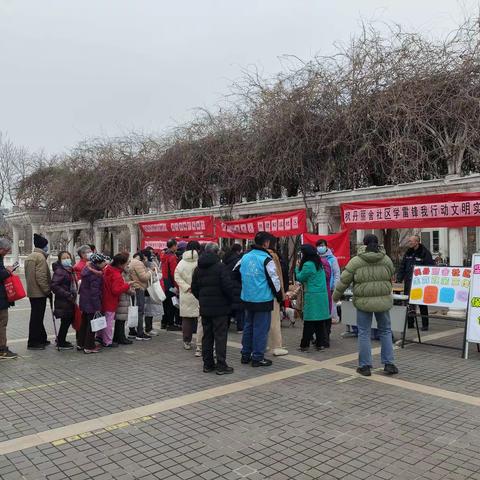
[
  {"left": 139, "top": 215, "right": 215, "bottom": 238},
  {"left": 302, "top": 231, "right": 351, "bottom": 267},
  {"left": 341, "top": 192, "right": 480, "bottom": 230},
  {"left": 142, "top": 237, "right": 218, "bottom": 251},
  {"left": 216, "top": 209, "right": 307, "bottom": 239}
]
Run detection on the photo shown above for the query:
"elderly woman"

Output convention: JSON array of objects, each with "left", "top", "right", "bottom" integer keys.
[{"left": 73, "top": 245, "right": 93, "bottom": 281}]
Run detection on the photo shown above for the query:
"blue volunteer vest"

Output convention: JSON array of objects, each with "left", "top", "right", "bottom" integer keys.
[{"left": 240, "top": 249, "right": 274, "bottom": 303}]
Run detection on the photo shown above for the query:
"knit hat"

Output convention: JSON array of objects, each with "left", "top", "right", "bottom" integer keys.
[
  {"left": 33, "top": 234, "right": 48, "bottom": 249},
  {"left": 90, "top": 253, "right": 110, "bottom": 265},
  {"left": 177, "top": 241, "right": 188, "bottom": 250}
]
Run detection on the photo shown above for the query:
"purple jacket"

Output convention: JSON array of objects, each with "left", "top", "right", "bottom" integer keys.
[{"left": 79, "top": 265, "right": 103, "bottom": 313}]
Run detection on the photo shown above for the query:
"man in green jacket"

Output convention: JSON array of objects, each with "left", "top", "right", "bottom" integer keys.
[{"left": 333, "top": 234, "right": 399, "bottom": 377}]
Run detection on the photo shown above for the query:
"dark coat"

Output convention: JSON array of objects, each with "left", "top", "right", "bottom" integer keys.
[
  {"left": 397, "top": 244, "right": 434, "bottom": 293},
  {"left": 223, "top": 251, "right": 241, "bottom": 271},
  {"left": 79, "top": 264, "right": 103, "bottom": 313},
  {"left": 224, "top": 252, "right": 243, "bottom": 312},
  {"left": 0, "top": 255, "right": 11, "bottom": 310},
  {"left": 51, "top": 263, "right": 77, "bottom": 319},
  {"left": 191, "top": 252, "right": 233, "bottom": 317}
]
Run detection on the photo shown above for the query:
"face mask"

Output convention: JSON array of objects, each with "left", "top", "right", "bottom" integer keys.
[
  {"left": 317, "top": 246, "right": 327, "bottom": 255},
  {"left": 42, "top": 246, "right": 49, "bottom": 254},
  {"left": 86, "top": 252, "right": 93, "bottom": 260},
  {"left": 61, "top": 259, "right": 72, "bottom": 268}
]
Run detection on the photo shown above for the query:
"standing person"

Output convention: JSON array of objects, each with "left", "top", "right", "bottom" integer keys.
[
  {"left": 0, "top": 238, "right": 17, "bottom": 359},
  {"left": 223, "top": 243, "right": 244, "bottom": 332},
  {"left": 113, "top": 271, "right": 134, "bottom": 345},
  {"left": 78, "top": 253, "right": 108, "bottom": 354},
  {"left": 73, "top": 245, "right": 93, "bottom": 281},
  {"left": 162, "top": 239, "right": 180, "bottom": 331},
  {"left": 25, "top": 234, "right": 51, "bottom": 350},
  {"left": 143, "top": 247, "right": 161, "bottom": 336},
  {"left": 333, "top": 234, "right": 398, "bottom": 377},
  {"left": 101, "top": 253, "right": 134, "bottom": 347},
  {"left": 175, "top": 241, "right": 200, "bottom": 350},
  {"left": 235, "top": 232, "right": 283, "bottom": 367},
  {"left": 51, "top": 251, "right": 77, "bottom": 350},
  {"left": 128, "top": 251, "right": 152, "bottom": 341},
  {"left": 295, "top": 245, "right": 331, "bottom": 352},
  {"left": 191, "top": 243, "right": 234, "bottom": 374},
  {"left": 266, "top": 236, "right": 288, "bottom": 356},
  {"left": 397, "top": 235, "right": 434, "bottom": 331}
]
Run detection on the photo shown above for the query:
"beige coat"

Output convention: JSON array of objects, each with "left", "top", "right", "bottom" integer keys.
[
  {"left": 174, "top": 250, "right": 199, "bottom": 318},
  {"left": 24, "top": 249, "right": 51, "bottom": 298},
  {"left": 129, "top": 257, "right": 151, "bottom": 290}
]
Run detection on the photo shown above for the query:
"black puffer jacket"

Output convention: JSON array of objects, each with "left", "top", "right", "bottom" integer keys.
[
  {"left": 224, "top": 252, "right": 243, "bottom": 312},
  {"left": 191, "top": 253, "right": 233, "bottom": 317},
  {"left": 397, "top": 244, "right": 434, "bottom": 292},
  {"left": 51, "top": 263, "right": 77, "bottom": 319}
]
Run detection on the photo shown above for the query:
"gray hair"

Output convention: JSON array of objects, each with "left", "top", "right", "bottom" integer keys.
[
  {"left": 77, "top": 244, "right": 92, "bottom": 257},
  {"left": 204, "top": 242, "right": 219, "bottom": 254},
  {"left": 0, "top": 237, "right": 12, "bottom": 250}
]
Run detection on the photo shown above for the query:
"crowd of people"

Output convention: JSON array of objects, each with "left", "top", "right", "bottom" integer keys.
[{"left": 0, "top": 230, "right": 437, "bottom": 376}]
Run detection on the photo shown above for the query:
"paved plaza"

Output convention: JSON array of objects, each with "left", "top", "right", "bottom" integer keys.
[{"left": 1, "top": 299, "right": 480, "bottom": 480}]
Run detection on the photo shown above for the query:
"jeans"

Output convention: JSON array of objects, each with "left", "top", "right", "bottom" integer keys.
[
  {"left": 135, "top": 289, "right": 145, "bottom": 336},
  {"left": 28, "top": 297, "right": 48, "bottom": 347},
  {"left": 241, "top": 310, "right": 271, "bottom": 361},
  {"left": 357, "top": 309, "right": 394, "bottom": 367},
  {"left": 202, "top": 316, "right": 228, "bottom": 368}
]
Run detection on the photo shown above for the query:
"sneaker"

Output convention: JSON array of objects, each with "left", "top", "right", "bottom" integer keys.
[
  {"left": 252, "top": 358, "right": 273, "bottom": 367},
  {"left": 356, "top": 366, "right": 372, "bottom": 377},
  {"left": 384, "top": 364, "right": 399, "bottom": 375},
  {"left": 146, "top": 329, "right": 159, "bottom": 336},
  {"left": 166, "top": 325, "right": 182, "bottom": 332},
  {"left": 76, "top": 345, "right": 83, "bottom": 351},
  {"left": 297, "top": 347, "right": 310, "bottom": 353},
  {"left": 183, "top": 342, "right": 192, "bottom": 350},
  {"left": 95, "top": 337, "right": 106, "bottom": 347},
  {"left": 0, "top": 349, "right": 18, "bottom": 359},
  {"left": 203, "top": 365, "right": 216, "bottom": 373},
  {"left": 118, "top": 338, "right": 133, "bottom": 345},
  {"left": 84, "top": 346, "right": 101, "bottom": 354},
  {"left": 58, "top": 342, "right": 74, "bottom": 350},
  {"left": 272, "top": 348, "right": 288, "bottom": 356},
  {"left": 216, "top": 366, "right": 234, "bottom": 375},
  {"left": 315, "top": 346, "right": 325, "bottom": 351},
  {"left": 195, "top": 347, "right": 202, "bottom": 357},
  {"left": 127, "top": 333, "right": 137, "bottom": 340},
  {"left": 241, "top": 355, "right": 251, "bottom": 364},
  {"left": 135, "top": 334, "right": 152, "bottom": 341},
  {"left": 27, "top": 344, "right": 45, "bottom": 350},
  {"left": 341, "top": 331, "right": 358, "bottom": 338}
]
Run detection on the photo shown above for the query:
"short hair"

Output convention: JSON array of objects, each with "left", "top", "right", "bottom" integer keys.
[
  {"left": 316, "top": 239, "right": 327, "bottom": 247},
  {"left": 57, "top": 251, "right": 72, "bottom": 262},
  {"left": 186, "top": 240, "right": 201, "bottom": 252},
  {"left": 254, "top": 231, "right": 271, "bottom": 247},
  {"left": 0, "top": 237, "right": 12, "bottom": 250},
  {"left": 88, "top": 244, "right": 96, "bottom": 252},
  {"left": 205, "top": 242, "right": 219, "bottom": 254},
  {"left": 231, "top": 243, "right": 242, "bottom": 253},
  {"left": 133, "top": 251, "right": 145, "bottom": 261},
  {"left": 167, "top": 239, "right": 177, "bottom": 249},
  {"left": 111, "top": 252, "right": 130, "bottom": 268},
  {"left": 77, "top": 244, "right": 92, "bottom": 257}
]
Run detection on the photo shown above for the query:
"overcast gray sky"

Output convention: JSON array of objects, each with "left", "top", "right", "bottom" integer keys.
[{"left": 0, "top": 0, "right": 476, "bottom": 154}]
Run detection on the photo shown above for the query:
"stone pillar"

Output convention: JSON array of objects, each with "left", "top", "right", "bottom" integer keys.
[
  {"left": 112, "top": 231, "right": 120, "bottom": 255},
  {"left": 66, "top": 230, "right": 75, "bottom": 258},
  {"left": 93, "top": 227, "right": 103, "bottom": 253},
  {"left": 356, "top": 229, "right": 365, "bottom": 245},
  {"left": 448, "top": 228, "right": 464, "bottom": 266},
  {"left": 374, "top": 229, "right": 384, "bottom": 245},
  {"left": 128, "top": 224, "right": 138, "bottom": 254},
  {"left": 11, "top": 225, "right": 20, "bottom": 262},
  {"left": 439, "top": 228, "right": 448, "bottom": 258},
  {"left": 316, "top": 209, "right": 329, "bottom": 235}
]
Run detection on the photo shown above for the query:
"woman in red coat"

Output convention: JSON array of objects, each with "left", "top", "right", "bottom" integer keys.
[{"left": 99, "top": 253, "right": 133, "bottom": 347}]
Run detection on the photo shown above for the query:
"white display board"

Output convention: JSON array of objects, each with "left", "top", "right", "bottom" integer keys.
[
  {"left": 466, "top": 254, "right": 480, "bottom": 344},
  {"left": 409, "top": 265, "right": 471, "bottom": 310}
]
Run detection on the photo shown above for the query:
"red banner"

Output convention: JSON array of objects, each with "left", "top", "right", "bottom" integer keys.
[
  {"left": 139, "top": 215, "right": 215, "bottom": 238},
  {"left": 341, "top": 192, "right": 480, "bottom": 230},
  {"left": 302, "top": 231, "right": 351, "bottom": 267},
  {"left": 216, "top": 209, "right": 307, "bottom": 239},
  {"left": 142, "top": 237, "right": 218, "bottom": 251}
]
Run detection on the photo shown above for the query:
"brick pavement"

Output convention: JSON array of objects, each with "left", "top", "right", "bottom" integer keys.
[{"left": 1, "top": 305, "right": 480, "bottom": 479}]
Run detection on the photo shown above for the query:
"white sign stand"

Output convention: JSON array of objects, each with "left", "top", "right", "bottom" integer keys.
[{"left": 465, "top": 253, "right": 480, "bottom": 359}]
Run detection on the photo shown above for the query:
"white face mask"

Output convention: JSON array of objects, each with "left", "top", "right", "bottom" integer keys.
[{"left": 86, "top": 252, "right": 93, "bottom": 260}]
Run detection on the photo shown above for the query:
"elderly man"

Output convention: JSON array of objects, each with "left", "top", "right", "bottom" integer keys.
[
  {"left": 397, "top": 235, "right": 434, "bottom": 331},
  {"left": 0, "top": 238, "right": 17, "bottom": 359}
]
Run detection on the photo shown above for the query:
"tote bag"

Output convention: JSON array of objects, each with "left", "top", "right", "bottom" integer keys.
[
  {"left": 90, "top": 312, "right": 107, "bottom": 332},
  {"left": 4, "top": 274, "right": 26, "bottom": 302},
  {"left": 127, "top": 304, "right": 139, "bottom": 328},
  {"left": 147, "top": 269, "right": 166, "bottom": 304}
]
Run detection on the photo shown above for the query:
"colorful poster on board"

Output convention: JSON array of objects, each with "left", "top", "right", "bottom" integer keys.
[
  {"left": 409, "top": 265, "right": 471, "bottom": 309},
  {"left": 466, "top": 254, "right": 480, "bottom": 343}
]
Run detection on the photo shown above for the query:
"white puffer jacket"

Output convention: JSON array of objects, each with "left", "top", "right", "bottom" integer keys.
[{"left": 174, "top": 250, "right": 200, "bottom": 318}]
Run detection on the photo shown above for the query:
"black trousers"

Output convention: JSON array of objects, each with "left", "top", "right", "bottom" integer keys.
[
  {"left": 57, "top": 316, "right": 73, "bottom": 345},
  {"left": 28, "top": 297, "right": 48, "bottom": 347},
  {"left": 77, "top": 312, "right": 96, "bottom": 349},
  {"left": 114, "top": 320, "right": 128, "bottom": 343},
  {"left": 301, "top": 321, "right": 327, "bottom": 349},
  {"left": 408, "top": 305, "right": 429, "bottom": 328},
  {"left": 162, "top": 297, "right": 176, "bottom": 327},
  {"left": 202, "top": 316, "right": 229, "bottom": 368}
]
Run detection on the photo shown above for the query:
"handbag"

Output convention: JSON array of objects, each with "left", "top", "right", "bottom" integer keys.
[
  {"left": 147, "top": 269, "right": 166, "bottom": 304},
  {"left": 90, "top": 312, "right": 107, "bottom": 332},
  {"left": 127, "top": 302, "right": 139, "bottom": 328},
  {"left": 4, "top": 274, "right": 26, "bottom": 302},
  {"left": 73, "top": 304, "right": 82, "bottom": 331}
]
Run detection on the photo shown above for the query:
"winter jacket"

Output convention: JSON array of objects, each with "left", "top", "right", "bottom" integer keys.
[
  {"left": 115, "top": 274, "right": 132, "bottom": 322},
  {"left": 174, "top": 250, "right": 200, "bottom": 318},
  {"left": 129, "top": 257, "right": 151, "bottom": 290},
  {"left": 102, "top": 265, "right": 131, "bottom": 312},
  {"left": 191, "top": 252, "right": 233, "bottom": 317},
  {"left": 73, "top": 258, "right": 87, "bottom": 282},
  {"left": 319, "top": 249, "right": 341, "bottom": 291},
  {"left": 295, "top": 261, "right": 330, "bottom": 321},
  {"left": 79, "top": 264, "right": 104, "bottom": 314},
  {"left": 161, "top": 250, "right": 178, "bottom": 296},
  {"left": 0, "top": 255, "right": 11, "bottom": 310},
  {"left": 223, "top": 251, "right": 241, "bottom": 271},
  {"left": 24, "top": 249, "right": 51, "bottom": 298},
  {"left": 333, "top": 247, "right": 395, "bottom": 313},
  {"left": 51, "top": 263, "right": 77, "bottom": 319},
  {"left": 397, "top": 244, "right": 434, "bottom": 293},
  {"left": 235, "top": 246, "right": 283, "bottom": 312}
]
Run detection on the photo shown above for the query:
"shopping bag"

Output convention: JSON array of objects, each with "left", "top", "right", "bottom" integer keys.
[
  {"left": 147, "top": 270, "right": 166, "bottom": 303},
  {"left": 171, "top": 296, "right": 179, "bottom": 309},
  {"left": 4, "top": 274, "right": 26, "bottom": 302},
  {"left": 90, "top": 312, "right": 107, "bottom": 332},
  {"left": 73, "top": 304, "right": 83, "bottom": 331},
  {"left": 127, "top": 305, "right": 138, "bottom": 328}
]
